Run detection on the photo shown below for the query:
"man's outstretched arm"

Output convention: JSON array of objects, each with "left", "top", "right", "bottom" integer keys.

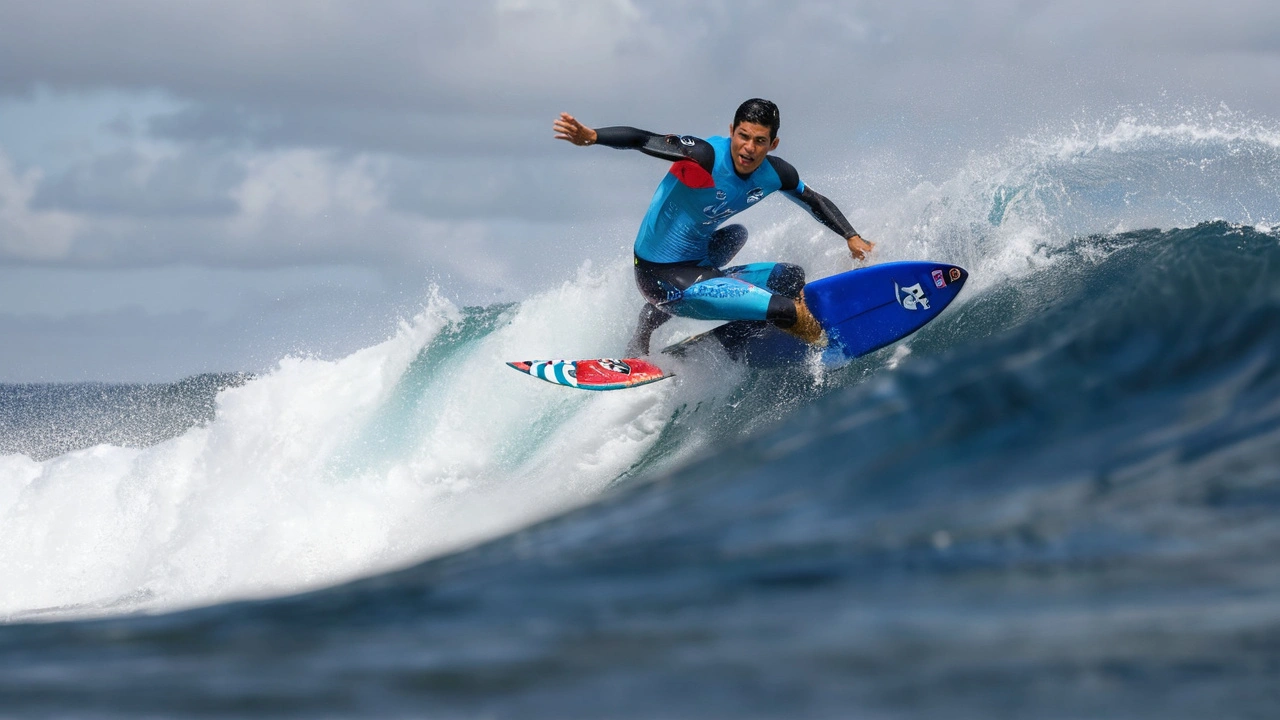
[
  {"left": 767, "top": 155, "right": 875, "bottom": 261},
  {"left": 794, "top": 185, "right": 875, "bottom": 260},
  {"left": 554, "top": 113, "right": 714, "bottom": 171}
]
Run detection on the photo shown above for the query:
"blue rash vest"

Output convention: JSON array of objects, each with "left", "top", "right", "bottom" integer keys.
[
  {"left": 633, "top": 135, "right": 804, "bottom": 265},
  {"left": 591, "top": 126, "right": 858, "bottom": 265}
]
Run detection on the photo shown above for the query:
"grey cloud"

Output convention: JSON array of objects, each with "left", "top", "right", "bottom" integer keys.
[
  {"left": 3, "top": 2, "right": 1277, "bottom": 105},
  {"left": 382, "top": 153, "right": 660, "bottom": 224},
  {"left": 7, "top": 1, "right": 1276, "bottom": 171},
  {"left": 15, "top": 182, "right": 589, "bottom": 302},
  {"left": 147, "top": 103, "right": 563, "bottom": 160},
  {"left": 1018, "top": 1, "right": 1280, "bottom": 53},
  {"left": 31, "top": 149, "right": 244, "bottom": 217},
  {"left": 103, "top": 113, "right": 138, "bottom": 138},
  {"left": 0, "top": 1, "right": 681, "bottom": 110}
]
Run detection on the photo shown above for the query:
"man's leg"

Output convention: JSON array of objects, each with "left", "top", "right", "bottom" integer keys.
[
  {"left": 723, "top": 262, "right": 806, "bottom": 299},
  {"left": 721, "top": 262, "right": 822, "bottom": 343},
  {"left": 676, "top": 271, "right": 825, "bottom": 346},
  {"left": 630, "top": 251, "right": 823, "bottom": 354},
  {"left": 625, "top": 302, "right": 672, "bottom": 357},
  {"left": 706, "top": 224, "right": 749, "bottom": 268}
]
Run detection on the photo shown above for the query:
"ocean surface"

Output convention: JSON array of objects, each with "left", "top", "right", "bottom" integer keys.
[{"left": 2, "top": 117, "right": 1279, "bottom": 718}]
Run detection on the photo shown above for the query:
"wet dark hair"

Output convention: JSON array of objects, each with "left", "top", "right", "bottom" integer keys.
[{"left": 733, "top": 98, "right": 781, "bottom": 139}]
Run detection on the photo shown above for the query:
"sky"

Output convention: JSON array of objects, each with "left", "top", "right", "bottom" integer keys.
[{"left": 1, "top": 0, "right": 1278, "bottom": 382}]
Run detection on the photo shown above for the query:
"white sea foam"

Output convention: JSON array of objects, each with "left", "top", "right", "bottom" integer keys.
[
  {"left": 0, "top": 275, "right": 700, "bottom": 621},
  {"left": 793, "top": 112, "right": 1280, "bottom": 295}
]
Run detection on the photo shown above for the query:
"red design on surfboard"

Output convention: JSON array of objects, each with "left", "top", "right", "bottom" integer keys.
[{"left": 506, "top": 357, "right": 671, "bottom": 391}]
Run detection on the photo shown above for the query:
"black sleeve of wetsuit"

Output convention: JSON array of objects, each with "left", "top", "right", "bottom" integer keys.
[
  {"left": 792, "top": 185, "right": 859, "bottom": 238},
  {"left": 594, "top": 126, "right": 715, "bottom": 173},
  {"left": 767, "top": 155, "right": 803, "bottom": 192},
  {"left": 767, "top": 155, "right": 859, "bottom": 238}
]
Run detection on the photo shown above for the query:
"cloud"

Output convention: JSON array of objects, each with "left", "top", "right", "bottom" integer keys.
[
  {"left": 0, "top": 1, "right": 679, "bottom": 110},
  {"left": 0, "top": 152, "right": 81, "bottom": 261},
  {"left": 1, "top": 138, "right": 623, "bottom": 304},
  {"left": 30, "top": 147, "right": 243, "bottom": 217},
  {"left": 2, "top": 0, "right": 1279, "bottom": 379}
]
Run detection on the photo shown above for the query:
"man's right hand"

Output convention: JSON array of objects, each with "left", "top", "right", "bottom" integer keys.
[
  {"left": 554, "top": 113, "right": 598, "bottom": 146},
  {"left": 847, "top": 234, "right": 875, "bottom": 261}
]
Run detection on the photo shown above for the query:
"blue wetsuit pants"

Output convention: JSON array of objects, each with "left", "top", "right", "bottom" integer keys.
[{"left": 626, "top": 225, "right": 805, "bottom": 356}]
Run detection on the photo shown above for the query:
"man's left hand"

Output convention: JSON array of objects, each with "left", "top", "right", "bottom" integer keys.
[
  {"left": 847, "top": 234, "right": 874, "bottom": 261},
  {"left": 554, "top": 113, "right": 598, "bottom": 146}
]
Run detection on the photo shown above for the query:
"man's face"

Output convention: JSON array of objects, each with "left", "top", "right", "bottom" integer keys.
[{"left": 729, "top": 121, "right": 779, "bottom": 175}]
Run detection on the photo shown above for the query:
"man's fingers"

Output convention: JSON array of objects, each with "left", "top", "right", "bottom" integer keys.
[
  {"left": 554, "top": 113, "right": 591, "bottom": 145},
  {"left": 847, "top": 236, "right": 875, "bottom": 262}
]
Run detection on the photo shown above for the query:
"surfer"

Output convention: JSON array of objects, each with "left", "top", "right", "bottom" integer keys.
[{"left": 554, "top": 98, "right": 873, "bottom": 356}]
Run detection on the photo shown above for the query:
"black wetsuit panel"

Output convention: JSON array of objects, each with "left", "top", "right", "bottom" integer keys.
[{"left": 594, "top": 127, "right": 715, "bottom": 173}]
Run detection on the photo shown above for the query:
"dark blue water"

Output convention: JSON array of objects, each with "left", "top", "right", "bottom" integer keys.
[{"left": 2, "top": 222, "right": 1279, "bottom": 718}]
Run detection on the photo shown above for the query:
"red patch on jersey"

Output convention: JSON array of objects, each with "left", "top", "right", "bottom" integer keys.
[{"left": 669, "top": 160, "right": 715, "bottom": 189}]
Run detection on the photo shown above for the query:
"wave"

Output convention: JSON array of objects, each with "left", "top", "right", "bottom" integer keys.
[
  {"left": 4, "top": 220, "right": 1275, "bottom": 718},
  {"left": 1, "top": 113, "right": 1278, "bottom": 622},
  {"left": 0, "top": 284, "right": 692, "bottom": 619}
]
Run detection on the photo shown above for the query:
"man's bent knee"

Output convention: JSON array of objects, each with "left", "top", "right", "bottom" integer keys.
[{"left": 767, "top": 263, "right": 806, "bottom": 299}]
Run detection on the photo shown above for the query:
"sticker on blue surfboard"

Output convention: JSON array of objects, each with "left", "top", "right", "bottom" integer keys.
[{"left": 662, "top": 261, "right": 968, "bottom": 367}]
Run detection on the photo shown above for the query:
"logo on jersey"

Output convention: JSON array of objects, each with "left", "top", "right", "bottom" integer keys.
[
  {"left": 895, "top": 282, "right": 930, "bottom": 311},
  {"left": 598, "top": 358, "right": 632, "bottom": 375},
  {"left": 679, "top": 136, "right": 697, "bottom": 147},
  {"left": 702, "top": 201, "right": 734, "bottom": 224},
  {"left": 715, "top": 190, "right": 728, "bottom": 201},
  {"left": 932, "top": 269, "right": 946, "bottom": 288},
  {"left": 746, "top": 187, "right": 764, "bottom": 204}
]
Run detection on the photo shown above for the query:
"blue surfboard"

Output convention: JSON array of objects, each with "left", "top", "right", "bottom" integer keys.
[{"left": 662, "top": 261, "right": 968, "bottom": 367}]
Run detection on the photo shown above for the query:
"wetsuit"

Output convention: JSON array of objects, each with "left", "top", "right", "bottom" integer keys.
[{"left": 592, "top": 127, "right": 859, "bottom": 355}]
